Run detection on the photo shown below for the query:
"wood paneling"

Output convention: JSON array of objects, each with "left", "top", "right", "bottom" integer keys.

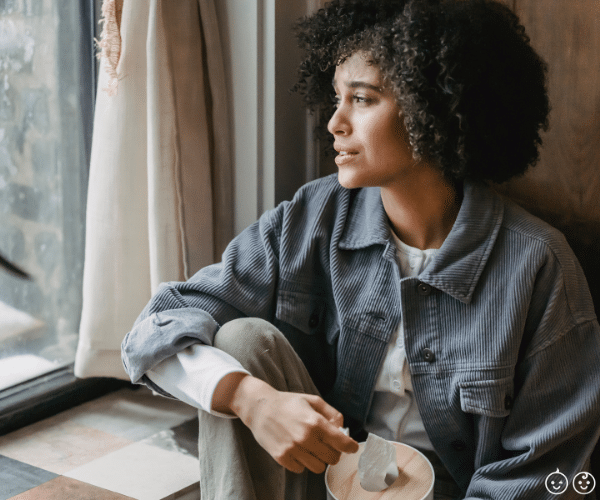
[
  {"left": 501, "top": 1, "right": 600, "bottom": 478},
  {"left": 495, "top": 0, "right": 600, "bottom": 316},
  {"left": 498, "top": 0, "right": 600, "bottom": 223}
]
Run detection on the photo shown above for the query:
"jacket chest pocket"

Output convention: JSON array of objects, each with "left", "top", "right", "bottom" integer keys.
[
  {"left": 275, "top": 289, "right": 339, "bottom": 341},
  {"left": 274, "top": 289, "right": 338, "bottom": 395},
  {"left": 459, "top": 376, "right": 514, "bottom": 418},
  {"left": 276, "top": 290, "right": 324, "bottom": 334}
]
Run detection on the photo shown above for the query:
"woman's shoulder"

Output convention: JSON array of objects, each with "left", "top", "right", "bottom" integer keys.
[
  {"left": 273, "top": 173, "right": 354, "bottom": 221},
  {"left": 496, "top": 193, "right": 585, "bottom": 281},
  {"left": 496, "top": 192, "right": 571, "bottom": 257},
  {"left": 496, "top": 193, "right": 596, "bottom": 324},
  {"left": 291, "top": 173, "right": 348, "bottom": 201},
  {"left": 260, "top": 174, "right": 353, "bottom": 237}
]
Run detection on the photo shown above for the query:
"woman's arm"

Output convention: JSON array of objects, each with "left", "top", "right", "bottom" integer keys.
[
  {"left": 217, "top": 372, "right": 359, "bottom": 474},
  {"left": 121, "top": 201, "right": 284, "bottom": 384},
  {"left": 121, "top": 177, "right": 358, "bottom": 474},
  {"left": 464, "top": 318, "right": 600, "bottom": 499},
  {"left": 145, "top": 344, "right": 250, "bottom": 415}
]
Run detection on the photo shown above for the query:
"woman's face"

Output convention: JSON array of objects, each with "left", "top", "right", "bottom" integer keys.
[{"left": 328, "top": 52, "right": 416, "bottom": 190}]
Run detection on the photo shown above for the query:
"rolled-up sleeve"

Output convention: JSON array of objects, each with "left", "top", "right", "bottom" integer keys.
[
  {"left": 146, "top": 344, "right": 250, "bottom": 416},
  {"left": 121, "top": 307, "right": 219, "bottom": 383},
  {"left": 121, "top": 202, "right": 284, "bottom": 385}
]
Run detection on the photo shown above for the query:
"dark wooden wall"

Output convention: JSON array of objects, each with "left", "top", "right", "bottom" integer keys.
[
  {"left": 495, "top": 0, "right": 600, "bottom": 314},
  {"left": 498, "top": 0, "right": 600, "bottom": 477}
]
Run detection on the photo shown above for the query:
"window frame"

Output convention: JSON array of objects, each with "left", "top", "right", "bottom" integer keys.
[{"left": 0, "top": 0, "right": 130, "bottom": 437}]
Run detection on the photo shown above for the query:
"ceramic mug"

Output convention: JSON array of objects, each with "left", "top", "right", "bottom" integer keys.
[{"left": 325, "top": 441, "right": 434, "bottom": 500}]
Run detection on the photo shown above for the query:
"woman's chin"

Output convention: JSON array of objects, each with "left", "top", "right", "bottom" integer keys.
[
  {"left": 337, "top": 170, "right": 380, "bottom": 190},
  {"left": 337, "top": 170, "right": 363, "bottom": 190}
]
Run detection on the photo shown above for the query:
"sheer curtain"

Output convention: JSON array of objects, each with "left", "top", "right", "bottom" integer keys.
[{"left": 75, "top": 0, "right": 232, "bottom": 379}]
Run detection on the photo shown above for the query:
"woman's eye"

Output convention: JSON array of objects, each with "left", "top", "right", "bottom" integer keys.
[
  {"left": 353, "top": 95, "right": 375, "bottom": 105},
  {"left": 332, "top": 94, "right": 373, "bottom": 108}
]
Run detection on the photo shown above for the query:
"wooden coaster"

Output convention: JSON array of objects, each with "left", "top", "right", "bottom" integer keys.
[{"left": 326, "top": 442, "right": 434, "bottom": 500}]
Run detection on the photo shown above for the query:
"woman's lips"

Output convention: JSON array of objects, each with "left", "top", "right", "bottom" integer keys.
[{"left": 335, "top": 151, "right": 359, "bottom": 166}]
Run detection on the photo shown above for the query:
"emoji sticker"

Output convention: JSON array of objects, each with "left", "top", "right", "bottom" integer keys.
[
  {"left": 573, "top": 472, "right": 596, "bottom": 495},
  {"left": 545, "top": 469, "right": 568, "bottom": 495}
]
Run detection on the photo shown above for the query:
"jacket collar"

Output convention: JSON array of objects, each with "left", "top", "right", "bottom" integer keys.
[
  {"left": 338, "top": 180, "right": 504, "bottom": 304},
  {"left": 338, "top": 186, "right": 392, "bottom": 250}
]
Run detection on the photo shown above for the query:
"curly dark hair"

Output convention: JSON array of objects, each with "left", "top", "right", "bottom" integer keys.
[{"left": 293, "top": 0, "right": 550, "bottom": 183}]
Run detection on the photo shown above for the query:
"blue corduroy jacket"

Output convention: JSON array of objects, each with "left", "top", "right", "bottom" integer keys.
[{"left": 123, "top": 174, "right": 600, "bottom": 499}]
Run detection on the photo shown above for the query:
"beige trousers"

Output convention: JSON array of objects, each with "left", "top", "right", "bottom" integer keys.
[
  {"left": 197, "top": 318, "right": 462, "bottom": 500},
  {"left": 197, "top": 318, "right": 328, "bottom": 500}
]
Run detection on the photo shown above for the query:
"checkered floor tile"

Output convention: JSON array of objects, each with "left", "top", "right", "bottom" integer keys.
[{"left": 0, "top": 387, "right": 200, "bottom": 500}]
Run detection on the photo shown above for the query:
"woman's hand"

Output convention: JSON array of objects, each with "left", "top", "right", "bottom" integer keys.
[{"left": 225, "top": 374, "right": 359, "bottom": 474}]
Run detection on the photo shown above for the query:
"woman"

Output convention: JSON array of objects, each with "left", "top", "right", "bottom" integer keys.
[{"left": 122, "top": 1, "right": 600, "bottom": 499}]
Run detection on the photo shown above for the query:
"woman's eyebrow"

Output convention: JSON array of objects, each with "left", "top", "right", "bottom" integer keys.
[{"left": 332, "top": 79, "right": 383, "bottom": 93}]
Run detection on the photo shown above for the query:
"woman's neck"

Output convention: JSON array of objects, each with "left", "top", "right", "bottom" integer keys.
[{"left": 380, "top": 166, "right": 462, "bottom": 250}]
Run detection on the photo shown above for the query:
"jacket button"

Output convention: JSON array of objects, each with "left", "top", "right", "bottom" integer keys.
[
  {"left": 504, "top": 394, "right": 513, "bottom": 410},
  {"left": 421, "top": 348, "right": 435, "bottom": 363},
  {"left": 417, "top": 282, "right": 432, "bottom": 296},
  {"left": 308, "top": 312, "right": 319, "bottom": 328},
  {"left": 451, "top": 440, "right": 466, "bottom": 451}
]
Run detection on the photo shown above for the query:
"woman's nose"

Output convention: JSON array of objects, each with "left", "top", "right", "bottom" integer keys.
[{"left": 327, "top": 105, "right": 351, "bottom": 136}]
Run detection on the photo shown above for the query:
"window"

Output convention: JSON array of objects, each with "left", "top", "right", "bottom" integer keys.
[{"left": 0, "top": 0, "right": 124, "bottom": 434}]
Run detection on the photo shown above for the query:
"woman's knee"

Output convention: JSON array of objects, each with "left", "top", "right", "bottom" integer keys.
[
  {"left": 215, "top": 317, "right": 319, "bottom": 396},
  {"left": 214, "top": 317, "right": 284, "bottom": 365}
]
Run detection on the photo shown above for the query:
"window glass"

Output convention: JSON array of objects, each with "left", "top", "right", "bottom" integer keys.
[{"left": 0, "top": 1, "right": 91, "bottom": 392}]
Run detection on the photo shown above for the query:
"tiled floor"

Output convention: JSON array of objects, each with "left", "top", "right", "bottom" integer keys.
[{"left": 0, "top": 386, "right": 201, "bottom": 500}]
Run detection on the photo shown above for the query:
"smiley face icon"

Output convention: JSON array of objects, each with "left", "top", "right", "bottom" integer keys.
[
  {"left": 573, "top": 472, "right": 596, "bottom": 495},
  {"left": 545, "top": 469, "right": 568, "bottom": 495}
]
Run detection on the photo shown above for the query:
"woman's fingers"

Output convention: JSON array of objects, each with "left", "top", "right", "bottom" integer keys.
[
  {"left": 306, "top": 395, "right": 360, "bottom": 455},
  {"left": 239, "top": 386, "right": 359, "bottom": 474},
  {"left": 275, "top": 400, "right": 358, "bottom": 473},
  {"left": 292, "top": 426, "right": 343, "bottom": 469},
  {"left": 281, "top": 442, "right": 339, "bottom": 474},
  {"left": 283, "top": 456, "right": 306, "bottom": 474},
  {"left": 296, "top": 446, "right": 330, "bottom": 474},
  {"left": 311, "top": 437, "right": 342, "bottom": 465},
  {"left": 269, "top": 416, "right": 339, "bottom": 471}
]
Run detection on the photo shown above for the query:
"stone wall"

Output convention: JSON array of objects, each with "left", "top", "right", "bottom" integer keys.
[{"left": 0, "top": 0, "right": 91, "bottom": 363}]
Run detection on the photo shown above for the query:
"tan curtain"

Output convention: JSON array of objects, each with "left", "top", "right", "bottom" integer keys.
[{"left": 74, "top": 0, "right": 232, "bottom": 379}]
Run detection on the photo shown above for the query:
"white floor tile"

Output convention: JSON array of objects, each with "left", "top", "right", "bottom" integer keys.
[{"left": 65, "top": 442, "right": 199, "bottom": 500}]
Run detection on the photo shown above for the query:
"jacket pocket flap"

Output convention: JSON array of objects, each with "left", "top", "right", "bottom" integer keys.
[
  {"left": 459, "top": 377, "right": 514, "bottom": 418},
  {"left": 276, "top": 290, "right": 320, "bottom": 335}
]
